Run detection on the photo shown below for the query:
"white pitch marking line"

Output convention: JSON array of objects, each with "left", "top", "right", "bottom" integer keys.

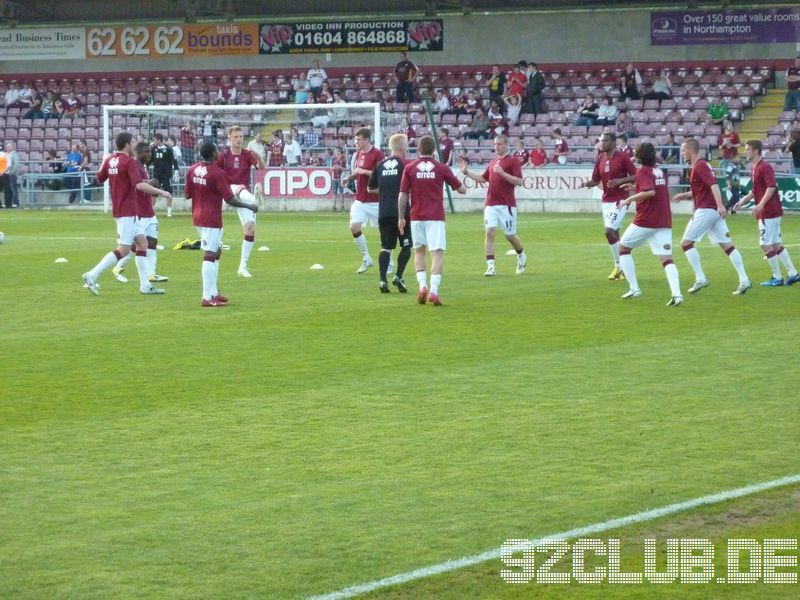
[{"left": 309, "top": 473, "right": 800, "bottom": 600}]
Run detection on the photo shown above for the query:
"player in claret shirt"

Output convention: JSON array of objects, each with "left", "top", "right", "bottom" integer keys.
[
  {"left": 82, "top": 132, "right": 172, "bottom": 296},
  {"left": 343, "top": 127, "right": 384, "bottom": 274},
  {"left": 580, "top": 132, "right": 637, "bottom": 281},
  {"left": 216, "top": 125, "right": 265, "bottom": 279},
  {"left": 462, "top": 135, "right": 528, "bottom": 276},
  {"left": 734, "top": 140, "right": 800, "bottom": 287},
  {"left": 670, "top": 138, "right": 751, "bottom": 296},
  {"left": 616, "top": 142, "right": 684, "bottom": 307},
  {"left": 186, "top": 141, "right": 259, "bottom": 307},
  {"left": 398, "top": 135, "right": 466, "bottom": 306}
]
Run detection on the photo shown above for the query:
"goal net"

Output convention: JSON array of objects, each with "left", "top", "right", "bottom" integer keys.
[{"left": 101, "top": 102, "right": 406, "bottom": 211}]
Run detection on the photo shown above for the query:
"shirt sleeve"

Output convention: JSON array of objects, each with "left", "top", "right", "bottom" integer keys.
[
  {"left": 636, "top": 168, "right": 654, "bottom": 192},
  {"left": 214, "top": 153, "right": 224, "bottom": 168},
  {"left": 510, "top": 158, "right": 523, "bottom": 178},
  {"left": 127, "top": 157, "right": 143, "bottom": 185},
  {"left": 591, "top": 160, "right": 601, "bottom": 182},
  {"left": 442, "top": 165, "right": 462, "bottom": 189},
  {"left": 367, "top": 166, "right": 379, "bottom": 190},
  {"left": 761, "top": 164, "right": 777, "bottom": 188},
  {"left": 697, "top": 161, "right": 717, "bottom": 186},
  {"left": 624, "top": 154, "right": 637, "bottom": 176},
  {"left": 184, "top": 171, "right": 192, "bottom": 199},
  {"left": 216, "top": 171, "right": 235, "bottom": 202},
  {"left": 96, "top": 157, "right": 108, "bottom": 183},
  {"left": 399, "top": 167, "right": 411, "bottom": 194}
]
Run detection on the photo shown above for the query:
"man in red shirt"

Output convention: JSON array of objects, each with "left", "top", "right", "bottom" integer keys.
[
  {"left": 671, "top": 138, "right": 751, "bottom": 295},
  {"left": 398, "top": 135, "right": 466, "bottom": 305},
  {"left": 82, "top": 131, "right": 172, "bottom": 296},
  {"left": 437, "top": 128, "right": 455, "bottom": 166},
  {"left": 267, "top": 131, "right": 284, "bottom": 167},
  {"left": 734, "top": 140, "right": 800, "bottom": 287},
  {"left": 512, "top": 138, "right": 530, "bottom": 167},
  {"left": 343, "top": 127, "right": 384, "bottom": 273},
  {"left": 718, "top": 122, "right": 740, "bottom": 168},
  {"left": 216, "top": 125, "right": 265, "bottom": 278},
  {"left": 783, "top": 56, "right": 800, "bottom": 112},
  {"left": 530, "top": 139, "right": 547, "bottom": 167},
  {"left": 186, "top": 141, "right": 259, "bottom": 307},
  {"left": 616, "top": 142, "right": 683, "bottom": 306},
  {"left": 506, "top": 63, "right": 527, "bottom": 103},
  {"left": 580, "top": 132, "right": 637, "bottom": 280},
  {"left": 461, "top": 135, "right": 528, "bottom": 276},
  {"left": 551, "top": 128, "right": 569, "bottom": 164}
]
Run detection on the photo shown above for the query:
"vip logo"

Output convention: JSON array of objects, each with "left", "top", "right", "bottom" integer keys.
[
  {"left": 418, "top": 160, "right": 434, "bottom": 172},
  {"left": 195, "top": 165, "right": 208, "bottom": 178}
]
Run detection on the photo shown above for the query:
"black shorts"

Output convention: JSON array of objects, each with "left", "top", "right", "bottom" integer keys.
[
  {"left": 379, "top": 216, "right": 412, "bottom": 250},
  {"left": 156, "top": 175, "right": 172, "bottom": 191}
]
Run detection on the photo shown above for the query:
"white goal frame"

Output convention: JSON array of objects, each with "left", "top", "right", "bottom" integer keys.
[{"left": 101, "top": 102, "right": 382, "bottom": 212}]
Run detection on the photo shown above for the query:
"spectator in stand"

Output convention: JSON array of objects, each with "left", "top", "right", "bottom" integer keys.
[
  {"left": 300, "top": 123, "right": 320, "bottom": 149},
  {"left": 464, "top": 89, "right": 480, "bottom": 117},
  {"left": 487, "top": 64, "right": 507, "bottom": 107},
  {"left": 23, "top": 87, "right": 44, "bottom": 119},
  {"left": 724, "top": 155, "right": 743, "bottom": 213},
  {"left": 282, "top": 132, "right": 302, "bottom": 166},
  {"left": 307, "top": 59, "right": 328, "bottom": 101},
  {"left": 394, "top": 51, "right": 419, "bottom": 103},
  {"left": 487, "top": 100, "right": 508, "bottom": 137},
  {"left": 616, "top": 134, "right": 634, "bottom": 158},
  {"left": 707, "top": 97, "right": 730, "bottom": 125},
  {"left": 294, "top": 72, "right": 311, "bottom": 104},
  {"left": 331, "top": 91, "right": 348, "bottom": 125},
  {"left": 317, "top": 81, "right": 334, "bottom": 104},
  {"left": 615, "top": 108, "right": 637, "bottom": 139},
  {"left": 619, "top": 63, "right": 642, "bottom": 101},
  {"left": 400, "top": 116, "right": 417, "bottom": 146},
  {"left": 246, "top": 131, "right": 267, "bottom": 164},
  {"left": 63, "top": 92, "right": 84, "bottom": 118},
  {"left": 4, "top": 81, "right": 21, "bottom": 108},
  {"left": 660, "top": 131, "right": 680, "bottom": 164},
  {"left": 506, "top": 62, "right": 527, "bottom": 105},
  {"left": 719, "top": 121, "right": 741, "bottom": 170},
  {"left": 456, "top": 148, "right": 469, "bottom": 168},
  {"left": 524, "top": 61, "right": 546, "bottom": 116},
  {"left": 575, "top": 94, "right": 600, "bottom": 127},
  {"left": 167, "top": 135, "right": 183, "bottom": 166},
  {"left": 643, "top": 69, "right": 672, "bottom": 105},
  {"left": 783, "top": 128, "right": 800, "bottom": 174},
  {"left": 78, "top": 139, "right": 92, "bottom": 203},
  {"left": 180, "top": 123, "right": 196, "bottom": 165},
  {"left": 438, "top": 128, "right": 454, "bottom": 165},
  {"left": 374, "top": 90, "right": 388, "bottom": 112},
  {"left": 1, "top": 141, "right": 20, "bottom": 208},
  {"left": 40, "top": 91, "right": 61, "bottom": 120},
  {"left": 45, "top": 149, "right": 64, "bottom": 191},
  {"left": 446, "top": 89, "right": 467, "bottom": 116},
  {"left": 551, "top": 128, "right": 569, "bottom": 164},
  {"left": 513, "top": 138, "right": 530, "bottom": 167},
  {"left": 502, "top": 94, "right": 522, "bottom": 126},
  {"left": 464, "top": 107, "right": 490, "bottom": 140},
  {"left": 202, "top": 114, "right": 219, "bottom": 143},
  {"left": 216, "top": 75, "right": 237, "bottom": 105},
  {"left": 17, "top": 82, "right": 33, "bottom": 109},
  {"left": 64, "top": 143, "right": 83, "bottom": 204},
  {"left": 135, "top": 90, "right": 154, "bottom": 105},
  {"left": 331, "top": 146, "right": 347, "bottom": 211},
  {"left": 268, "top": 131, "right": 284, "bottom": 167},
  {"left": 433, "top": 90, "right": 450, "bottom": 114},
  {"left": 783, "top": 56, "right": 800, "bottom": 112},
  {"left": 596, "top": 95, "right": 618, "bottom": 127},
  {"left": 530, "top": 138, "right": 547, "bottom": 167}
]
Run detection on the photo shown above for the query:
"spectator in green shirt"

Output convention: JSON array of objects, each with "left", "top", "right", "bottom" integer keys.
[{"left": 707, "top": 98, "right": 729, "bottom": 125}]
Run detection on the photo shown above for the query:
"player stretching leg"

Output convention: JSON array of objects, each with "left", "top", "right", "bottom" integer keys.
[
  {"left": 83, "top": 132, "right": 172, "bottom": 295},
  {"left": 580, "top": 132, "right": 637, "bottom": 280},
  {"left": 671, "top": 139, "right": 751, "bottom": 295},
  {"left": 616, "top": 143, "right": 683, "bottom": 307},
  {"left": 398, "top": 136, "right": 466, "bottom": 305},
  {"left": 186, "top": 141, "right": 259, "bottom": 307},
  {"left": 368, "top": 133, "right": 412, "bottom": 293},
  {"left": 734, "top": 140, "right": 800, "bottom": 287},
  {"left": 461, "top": 135, "right": 527, "bottom": 276},
  {"left": 216, "top": 125, "right": 265, "bottom": 278},
  {"left": 343, "top": 128, "right": 384, "bottom": 274}
]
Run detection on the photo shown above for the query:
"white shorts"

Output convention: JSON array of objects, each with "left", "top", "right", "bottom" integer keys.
[
  {"left": 135, "top": 216, "right": 159, "bottom": 239},
  {"left": 230, "top": 184, "right": 257, "bottom": 225},
  {"left": 115, "top": 216, "right": 137, "bottom": 246},
  {"left": 759, "top": 217, "right": 782, "bottom": 246},
  {"left": 682, "top": 208, "right": 730, "bottom": 244},
  {"left": 620, "top": 224, "right": 673, "bottom": 256},
  {"left": 198, "top": 227, "right": 224, "bottom": 253},
  {"left": 484, "top": 205, "right": 518, "bottom": 236},
  {"left": 350, "top": 200, "right": 379, "bottom": 227},
  {"left": 602, "top": 202, "right": 628, "bottom": 230},
  {"left": 411, "top": 220, "right": 446, "bottom": 251}
]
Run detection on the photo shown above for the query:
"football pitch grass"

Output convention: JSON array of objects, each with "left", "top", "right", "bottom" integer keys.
[{"left": 1, "top": 209, "right": 799, "bottom": 599}]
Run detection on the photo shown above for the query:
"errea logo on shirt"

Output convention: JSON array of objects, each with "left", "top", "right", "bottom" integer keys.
[
  {"left": 417, "top": 160, "right": 436, "bottom": 179},
  {"left": 108, "top": 156, "right": 119, "bottom": 175},
  {"left": 383, "top": 158, "right": 399, "bottom": 176},
  {"left": 193, "top": 165, "right": 208, "bottom": 185}
]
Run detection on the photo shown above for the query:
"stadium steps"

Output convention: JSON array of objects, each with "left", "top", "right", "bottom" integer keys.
[{"left": 738, "top": 88, "right": 785, "bottom": 144}]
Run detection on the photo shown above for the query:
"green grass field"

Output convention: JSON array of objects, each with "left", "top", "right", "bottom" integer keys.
[{"left": 1, "top": 209, "right": 799, "bottom": 599}]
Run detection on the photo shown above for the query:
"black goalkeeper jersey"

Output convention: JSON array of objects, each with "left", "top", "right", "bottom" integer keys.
[
  {"left": 150, "top": 144, "right": 177, "bottom": 177},
  {"left": 368, "top": 155, "right": 407, "bottom": 220}
]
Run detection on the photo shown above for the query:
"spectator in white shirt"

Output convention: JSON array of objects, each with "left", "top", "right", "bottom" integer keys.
[
  {"left": 596, "top": 96, "right": 618, "bottom": 126},
  {"left": 282, "top": 133, "right": 302, "bottom": 166},
  {"left": 4, "top": 81, "right": 21, "bottom": 108},
  {"left": 433, "top": 90, "right": 450, "bottom": 114},
  {"left": 294, "top": 73, "right": 311, "bottom": 104},
  {"left": 307, "top": 59, "right": 328, "bottom": 101},
  {"left": 502, "top": 94, "right": 522, "bottom": 126},
  {"left": 246, "top": 132, "right": 267, "bottom": 163}
]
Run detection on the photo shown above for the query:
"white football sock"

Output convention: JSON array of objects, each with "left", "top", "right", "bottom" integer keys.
[
  {"left": 430, "top": 274, "right": 442, "bottom": 295},
  {"left": 664, "top": 262, "right": 681, "bottom": 297},
  {"left": 241, "top": 240, "right": 254, "bottom": 269},
  {"left": 88, "top": 251, "right": 119, "bottom": 280},
  {"left": 135, "top": 254, "right": 150, "bottom": 290},
  {"left": 619, "top": 253, "right": 639, "bottom": 291},
  {"left": 416, "top": 270, "right": 427, "bottom": 290},
  {"left": 609, "top": 242, "right": 620, "bottom": 267},
  {"left": 117, "top": 252, "right": 134, "bottom": 268},
  {"left": 487, "top": 258, "right": 496, "bottom": 268},
  {"left": 147, "top": 248, "right": 157, "bottom": 276},
  {"left": 166, "top": 207, "right": 172, "bottom": 217},
  {"left": 202, "top": 260, "right": 215, "bottom": 300},
  {"left": 354, "top": 233, "right": 369, "bottom": 258},
  {"left": 767, "top": 255, "right": 782, "bottom": 279},
  {"left": 212, "top": 260, "right": 220, "bottom": 296},
  {"left": 727, "top": 248, "right": 749, "bottom": 283},
  {"left": 684, "top": 247, "right": 706, "bottom": 282},
  {"left": 778, "top": 248, "right": 798, "bottom": 276}
]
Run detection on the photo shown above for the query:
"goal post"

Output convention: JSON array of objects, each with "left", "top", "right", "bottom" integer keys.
[{"left": 101, "top": 102, "right": 386, "bottom": 212}]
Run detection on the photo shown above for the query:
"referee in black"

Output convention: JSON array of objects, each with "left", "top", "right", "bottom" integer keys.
[
  {"left": 367, "top": 133, "right": 412, "bottom": 294},
  {"left": 149, "top": 133, "right": 179, "bottom": 217}
]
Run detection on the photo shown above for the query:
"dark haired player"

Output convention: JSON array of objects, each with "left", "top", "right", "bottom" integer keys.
[
  {"left": 150, "top": 132, "right": 179, "bottom": 217},
  {"left": 83, "top": 132, "right": 172, "bottom": 295},
  {"left": 367, "top": 133, "right": 411, "bottom": 293},
  {"left": 616, "top": 142, "right": 683, "bottom": 306},
  {"left": 185, "top": 141, "right": 259, "bottom": 307}
]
